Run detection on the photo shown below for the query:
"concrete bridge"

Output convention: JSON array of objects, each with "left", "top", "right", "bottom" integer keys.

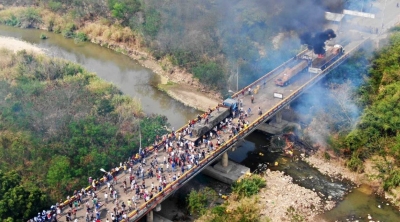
[{"left": 52, "top": 37, "right": 370, "bottom": 222}]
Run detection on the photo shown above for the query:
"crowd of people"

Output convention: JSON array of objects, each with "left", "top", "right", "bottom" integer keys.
[{"left": 28, "top": 86, "right": 262, "bottom": 222}]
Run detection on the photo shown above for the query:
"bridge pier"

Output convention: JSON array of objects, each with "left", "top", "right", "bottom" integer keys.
[
  {"left": 154, "top": 204, "right": 162, "bottom": 212},
  {"left": 146, "top": 210, "right": 154, "bottom": 222},
  {"left": 202, "top": 148, "right": 250, "bottom": 184},
  {"left": 275, "top": 110, "right": 282, "bottom": 123},
  {"left": 222, "top": 152, "right": 228, "bottom": 167}
]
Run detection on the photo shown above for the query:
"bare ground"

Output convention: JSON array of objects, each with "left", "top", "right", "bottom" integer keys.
[{"left": 160, "top": 83, "right": 220, "bottom": 112}]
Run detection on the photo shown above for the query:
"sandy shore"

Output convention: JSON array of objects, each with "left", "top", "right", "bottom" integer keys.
[{"left": 0, "top": 36, "right": 43, "bottom": 54}]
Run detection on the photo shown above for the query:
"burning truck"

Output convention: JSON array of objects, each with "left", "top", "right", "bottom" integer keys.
[{"left": 274, "top": 29, "right": 344, "bottom": 86}]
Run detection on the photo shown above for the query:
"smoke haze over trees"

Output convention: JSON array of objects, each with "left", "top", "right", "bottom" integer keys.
[
  {"left": 137, "top": 0, "right": 345, "bottom": 89},
  {"left": 1, "top": 0, "right": 345, "bottom": 91}
]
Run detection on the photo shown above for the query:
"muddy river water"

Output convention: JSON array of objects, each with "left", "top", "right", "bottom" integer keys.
[
  {"left": 2, "top": 25, "right": 400, "bottom": 221},
  {"left": 0, "top": 25, "right": 200, "bottom": 128}
]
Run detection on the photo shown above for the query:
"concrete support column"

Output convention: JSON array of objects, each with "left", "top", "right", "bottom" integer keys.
[
  {"left": 146, "top": 210, "right": 153, "bottom": 222},
  {"left": 222, "top": 152, "right": 229, "bottom": 167},
  {"left": 155, "top": 204, "right": 162, "bottom": 212},
  {"left": 276, "top": 111, "right": 282, "bottom": 124}
]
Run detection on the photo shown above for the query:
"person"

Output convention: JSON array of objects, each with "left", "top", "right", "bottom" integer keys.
[
  {"left": 251, "top": 95, "right": 254, "bottom": 103},
  {"left": 258, "top": 107, "right": 262, "bottom": 116},
  {"left": 248, "top": 107, "right": 251, "bottom": 116}
]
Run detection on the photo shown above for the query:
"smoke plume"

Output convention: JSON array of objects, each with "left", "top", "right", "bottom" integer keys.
[{"left": 300, "top": 29, "right": 337, "bottom": 55}]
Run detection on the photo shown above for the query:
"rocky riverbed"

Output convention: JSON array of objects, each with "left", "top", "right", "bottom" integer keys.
[{"left": 258, "top": 170, "right": 336, "bottom": 221}]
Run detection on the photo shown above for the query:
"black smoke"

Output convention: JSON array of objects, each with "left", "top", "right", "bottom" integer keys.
[{"left": 300, "top": 29, "right": 337, "bottom": 55}]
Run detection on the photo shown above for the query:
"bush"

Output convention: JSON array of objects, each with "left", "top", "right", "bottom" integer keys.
[
  {"left": 4, "top": 14, "right": 20, "bottom": 26},
  {"left": 48, "top": 1, "right": 63, "bottom": 12},
  {"left": 62, "top": 23, "right": 76, "bottom": 38},
  {"left": 324, "top": 151, "right": 331, "bottom": 161},
  {"left": 232, "top": 175, "right": 266, "bottom": 198},
  {"left": 18, "top": 7, "right": 42, "bottom": 28},
  {"left": 192, "top": 61, "right": 226, "bottom": 88},
  {"left": 40, "top": 33, "right": 48, "bottom": 39},
  {"left": 187, "top": 187, "right": 218, "bottom": 216},
  {"left": 74, "top": 32, "right": 88, "bottom": 43},
  {"left": 383, "top": 169, "right": 400, "bottom": 191},
  {"left": 346, "top": 154, "right": 364, "bottom": 173}
]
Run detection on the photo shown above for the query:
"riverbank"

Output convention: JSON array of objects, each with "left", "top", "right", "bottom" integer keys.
[
  {"left": 0, "top": 6, "right": 221, "bottom": 112},
  {"left": 306, "top": 150, "right": 400, "bottom": 209},
  {"left": 89, "top": 37, "right": 221, "bottom": 112}
]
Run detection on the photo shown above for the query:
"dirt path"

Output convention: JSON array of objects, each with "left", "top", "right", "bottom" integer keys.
[{"left": 0, "top": 36, "right": 43, "bottom": 54}]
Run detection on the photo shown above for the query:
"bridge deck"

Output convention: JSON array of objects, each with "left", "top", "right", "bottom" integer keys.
[{"left": 55, "top": 38, "right": 367, "bottom": 222}]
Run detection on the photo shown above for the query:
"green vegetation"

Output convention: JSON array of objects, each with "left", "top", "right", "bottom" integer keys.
[
  {"left": 326, "top": 32, "right": 400, "bottom": 190},
  {"left": 232, "top": 174, "right": 266, "bottom": 198},
  {"left": 0, "top": 49, "right": 168, "bottom": 221},
  {"left": 40, "top": 33, "right": 48, "bottom": 39},
  {"left": 187, "top": 187, "right": 218, "bottom": 216},
  {"left": 188, "top": 175, "right": 269, "bottom": 222},
  {"left": 0, "top": 171, "right": 48, "bottom": 220}
]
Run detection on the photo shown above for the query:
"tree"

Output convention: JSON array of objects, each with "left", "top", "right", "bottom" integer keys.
[
  {"left": 187, "top": 187, "right": 218, "bottom": 216},
  {"left": 0, "top": 171, "right": 48, "bottom": 221},
  {"left": 46, "top": 155, "right": 73, "bottom": 198},
  {"left": 108, "top": 0, "right": 141, "bottom": 25}
]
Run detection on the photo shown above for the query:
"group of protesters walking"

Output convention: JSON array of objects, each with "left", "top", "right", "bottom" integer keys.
[{"left": 28, "top": 85, "right": 262, "bottom": 222}]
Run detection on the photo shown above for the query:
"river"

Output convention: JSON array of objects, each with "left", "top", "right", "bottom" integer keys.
[
  {"left": 2, "top": 25, "right": 400, "bottom": 221},
  {"left": 230, "top": 131, "right": 400, "bottom": 221},
  {"left": 0, "top": 25, "right": 200, "bottom": 128}
]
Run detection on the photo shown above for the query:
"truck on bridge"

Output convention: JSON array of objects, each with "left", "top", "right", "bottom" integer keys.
[
  {"left": 308, "top": 44, "right": 344, "bottom": 74},
  {"left": 274, "top": 59, "right": 310, "bottom": 86},
  {"left": 190, "top": 98, "right": 238, "bottom": 139},
  {"left": 275, "top": 44, "right": 344, "bottom": 86}
]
